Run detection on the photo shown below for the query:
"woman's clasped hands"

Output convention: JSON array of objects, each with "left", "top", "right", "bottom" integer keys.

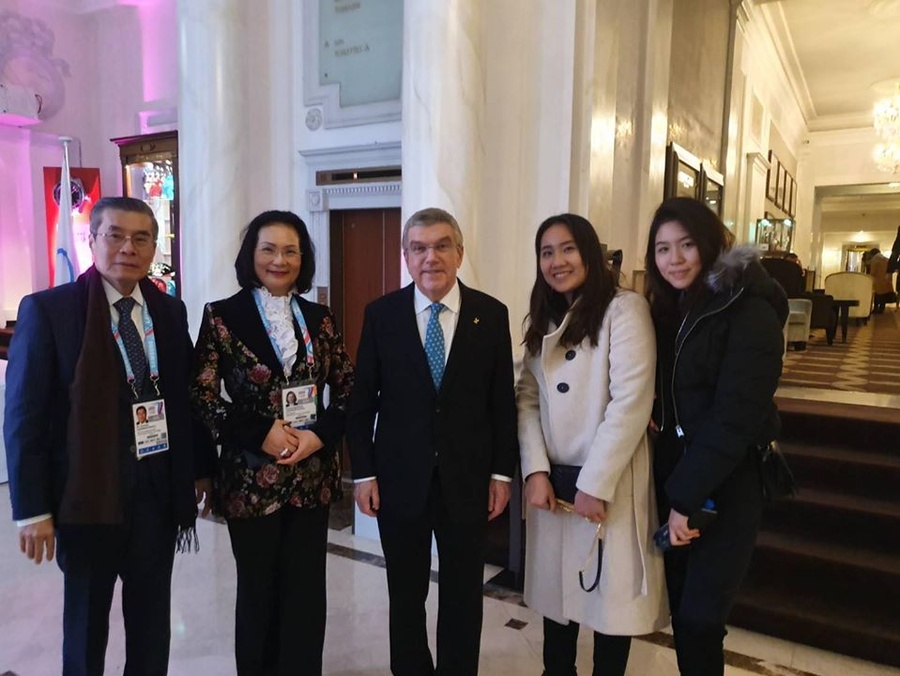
[{"left": 261, "top": 419, "right": 324, "bottom": 466}]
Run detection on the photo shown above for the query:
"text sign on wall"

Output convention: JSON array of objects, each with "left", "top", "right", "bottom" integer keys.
[{"left": 319, "top": 0, "right": 403, "bottom": 108}]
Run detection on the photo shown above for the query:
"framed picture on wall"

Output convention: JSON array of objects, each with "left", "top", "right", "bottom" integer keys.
[
  {"left": 787, "top": 178, "right": 795, "bottom": 217},
  {"left": 776, "top": 163, "right": 787, "bottom": 209},
  {"left": 766, "top": 151, "right": 778, "bottom": 202},
  {"left": 665, "top": 142, "right": 702, "bottom": 200}
]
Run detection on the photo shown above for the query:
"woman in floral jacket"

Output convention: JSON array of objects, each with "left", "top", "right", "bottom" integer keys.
[{"left": 191, "top": 210, "right": 354, "bottom": 676}]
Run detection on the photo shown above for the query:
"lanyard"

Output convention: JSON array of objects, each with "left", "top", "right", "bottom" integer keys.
[
  {"left": 252, "top": 289, "right": 315, "bottom": 376},
  {"left": 110, "top": 300, "right": 160, "bottom": 398}
]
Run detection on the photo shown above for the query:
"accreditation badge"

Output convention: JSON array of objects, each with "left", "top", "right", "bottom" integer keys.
[
  {"left": 132, "top": 398, "right": 170, "bottom": 459},
  {"left": 281, "top": 382, "right": 317, "bottom": 429}
]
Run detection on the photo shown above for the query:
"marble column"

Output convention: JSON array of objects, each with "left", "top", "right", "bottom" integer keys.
[
  {"left": 177, "top": 0, "right": 247, "bottom": 335},
  {"left": 588, "top": 0, "right": 674, "bottom": 283},
  {"left": 402, "top": 0, "right": 583, "bottom": 332},
  {"left": 401, "top": 0, "right": 485, "bottom": 291}
]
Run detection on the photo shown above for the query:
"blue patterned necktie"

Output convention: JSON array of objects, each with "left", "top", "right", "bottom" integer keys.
[
  {"left": 424, "top": 302, "right": 445, "bottom": 388},
  {"left": 114, "top": 296, "right": 147, "bottom": 391}
]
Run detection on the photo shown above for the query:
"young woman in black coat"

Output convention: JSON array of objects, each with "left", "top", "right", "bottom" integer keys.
[{"left": 645, "top": 197, "right": 788, "bottom": 675}]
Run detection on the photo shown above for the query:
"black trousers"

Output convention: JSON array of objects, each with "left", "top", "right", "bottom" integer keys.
[
  {"left": 377, "top": 475, "right": 488, "bottom": 675},
  {"left": 657, "top": 451, "right": 763, "bottom": 676},
  {"left": 55, "top": 459, "right": 176, "bottom": 676},
  {"left": 226, "top": 503, "right": 330, "bottom": 676},
  {"left": 542, "top": 618, "right": 632, "bottom": 676}
]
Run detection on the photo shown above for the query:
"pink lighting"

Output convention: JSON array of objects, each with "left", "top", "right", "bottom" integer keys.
[{"left": 136, "top": 0, "right": 178, "bottom": 105}]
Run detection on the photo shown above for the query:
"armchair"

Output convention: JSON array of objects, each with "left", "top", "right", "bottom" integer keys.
[
  {"left": 786, "top": 299, "right": 812, "bottom": 351},
  {"left": 824, "top": 272, "right": 873, "bottom": 323},
  {"left": 762, "top": 258, "right": 836, "bottom": 345}
]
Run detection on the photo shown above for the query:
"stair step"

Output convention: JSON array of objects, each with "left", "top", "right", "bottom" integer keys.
[
  {"left": 781, "top": 441, "right": 900, "bottom": 468},
  {"left": 746, "top": 531, "right": 900, "bottom": 617},
  {"left": 776, "top": 401, "right": 900, "bottom": 451},
  {"left": 731, "top": 584, "right": 900, "bottom": 668},
  {"left": 787, "top": 487, "right": 900, "bottom": 519},
  {"left": 755, "top": 530, "right": 900, "bottom": 575},
  {"left": 780, "top": 442, "right": 900, "bottom": 501},
  {"left": 761, "top": 490, "right": 900, "bottom": 554}
]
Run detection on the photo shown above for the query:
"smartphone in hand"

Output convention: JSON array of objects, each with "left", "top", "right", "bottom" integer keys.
[{"left": 654, "top": 500, "right": 717, "bottom": 551}]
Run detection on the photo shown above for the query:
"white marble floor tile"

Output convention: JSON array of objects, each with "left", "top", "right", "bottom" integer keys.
[{"left": 1, "top": 489, "right": 899, "bottom": 675}]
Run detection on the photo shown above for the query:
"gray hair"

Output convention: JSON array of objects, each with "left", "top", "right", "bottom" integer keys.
[
  {"left": 89, "top": 196, "right": 159, "bottom": 239},
  {"left": 401, "top": 207, "right": 464, "bottom": 250}
]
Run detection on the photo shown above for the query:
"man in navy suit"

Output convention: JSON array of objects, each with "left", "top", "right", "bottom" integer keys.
[
  {"left": 348, "top": 207, "right": 519, "bottom": 675},
  {"left": 4, "top": 197, "right": 212, "bottom": 676}
]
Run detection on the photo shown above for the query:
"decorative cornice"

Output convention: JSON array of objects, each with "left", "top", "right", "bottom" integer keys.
[
  {"left": 306, "top": 182, "right": 401, "bottom": 213},
  {"left": 747, "top": 151, "right": 771, "bottom": 172},
  {"left": 808, "top": 112, "right": 874, "bottom": 133},
  {"left": 756, "top": 2, "right": 815, "bottom": 125},
  {"left": 735, "top": 0, "right": 751, "bottom": 30},
  {"left": 298, "top": 141, "right": 401, "bottom": 159}
]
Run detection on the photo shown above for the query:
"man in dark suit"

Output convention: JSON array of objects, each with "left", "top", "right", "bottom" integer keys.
[
  {"left": 348, "top": 207, "right": 519, "bottom": 675},
  {"left": 4, "top": 197, "right": 212, "bottom": 676}
]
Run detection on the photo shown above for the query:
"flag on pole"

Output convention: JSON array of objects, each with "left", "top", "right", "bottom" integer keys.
[{"left": 53, "top": 136, "right": 79, "bottom": 287}]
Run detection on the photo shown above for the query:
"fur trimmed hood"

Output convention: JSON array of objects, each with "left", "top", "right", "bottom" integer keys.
[{"left": 703, "top": 244, "right": 789, "bottom": 326}]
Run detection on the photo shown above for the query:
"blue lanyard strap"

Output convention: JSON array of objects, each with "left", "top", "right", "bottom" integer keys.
[
  {"left": 252, "top": 289, "right": 316, "bottom": 376},
  {"left": 110, "top": 300, "right": 160, "bottom": 398}
]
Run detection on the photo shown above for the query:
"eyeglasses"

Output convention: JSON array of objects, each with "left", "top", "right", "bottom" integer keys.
[
  {"left": 96, "top": 231, "right": 156, "bottom": 250},
  {"left": 256, "top": 245, "right": 301, "bottom": 260},
  {"left": 406, "top": 241, "right": 457, "bottom": 257}
]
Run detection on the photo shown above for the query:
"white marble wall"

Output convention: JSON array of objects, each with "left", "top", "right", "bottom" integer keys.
[
  {"left": 401, "top": 0, "right": 486, "bottom": 289},
  {"left": 588, "top": 0, "right": 674, "bottom": 279},
  {"left": 177, "top": 0, "right": 247, "bottom": 334},
  {"left": 402, "top": 0, "right": 596, "bottom": 337}
]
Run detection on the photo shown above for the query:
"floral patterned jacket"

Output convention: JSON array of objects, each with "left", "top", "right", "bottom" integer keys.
[{"left": 191, "top": 289, "right": 355, "bottom": 519}]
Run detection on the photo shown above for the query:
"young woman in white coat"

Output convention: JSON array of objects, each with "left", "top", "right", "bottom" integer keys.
[{"left": 518, "top": 214, "right": 669, "bottom": 676}]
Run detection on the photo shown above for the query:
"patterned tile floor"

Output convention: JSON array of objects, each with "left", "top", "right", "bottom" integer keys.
[
  {"left": 781, "top": 307, "right": 900, "bottom": 395},
  {"left": 2, "top": 486, "right": 900, "bottom": 675}
]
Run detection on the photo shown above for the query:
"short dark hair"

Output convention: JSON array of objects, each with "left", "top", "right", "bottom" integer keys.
[
  {"left": 523, "top": 213, "right": 618, "bottom": 355},
  {"left": 234, "top": 210, "right": 316, "bottom": 293},
  {"left": 90, "top": 197, "right": 159, "bottom": 238},
  {"left": 135, "top": 406, "right": 147, "bottom": 415},
  {"left": 644, "top": 197, "right": 734, "bottom": 323}
]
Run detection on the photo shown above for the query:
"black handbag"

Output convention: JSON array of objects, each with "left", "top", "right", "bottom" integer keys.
[
  {"left": 548, "top": 464, "right": 602, "bottom": 592},
  {"left": 548, "top": 464, "right": 581, "bottom": 504},
  {"left": 757, "top": 441, "right": 797, "bottom": 501}
]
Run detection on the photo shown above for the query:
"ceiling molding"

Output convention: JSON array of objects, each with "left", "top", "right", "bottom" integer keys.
[
  {"left": 808, "top": 112, "right": 875, "bottom": 133},
  {"left": 807, "top": 126, "right": 880, "bottom": 146},
  {"left": 757, "top": 3, "right": 816, "bottom": 124}
]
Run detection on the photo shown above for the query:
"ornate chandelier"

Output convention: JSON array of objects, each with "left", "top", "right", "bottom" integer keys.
[
  {"left": 874, "top": 142, "right": 900, "bottom": 174},
  {"left": 873, "top": 90, "right": 900, "bottom": 140},
  {"left": 873, "top": 85, "right": 900, "bottom": 173}
]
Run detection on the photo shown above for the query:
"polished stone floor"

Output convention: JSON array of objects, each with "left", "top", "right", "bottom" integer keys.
[{"left": 1, "top": 486, "right": 898, "bottom": 676}]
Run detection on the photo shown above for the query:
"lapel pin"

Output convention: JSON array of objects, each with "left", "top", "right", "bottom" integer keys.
[{"left": 473, "top": 317, "right": 480, "bottom": 324}]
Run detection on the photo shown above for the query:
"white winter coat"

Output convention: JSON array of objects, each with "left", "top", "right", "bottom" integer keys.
[{"left": 517, "top": 290, "right": 669, "bottom": 635}]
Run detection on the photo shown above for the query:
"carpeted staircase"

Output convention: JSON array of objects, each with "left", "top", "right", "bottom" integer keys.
[{"left": 730, "top": 397, "right": 900, "bottom": 667}]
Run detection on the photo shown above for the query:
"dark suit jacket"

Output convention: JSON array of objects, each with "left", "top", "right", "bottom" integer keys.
[
  {"left": 190, "top": 288, "right": 355, "bottom": 519},
  {"left": 3, "top": 272, "right": 208, "bottom": 524},
  {"left": 347, "top": 282, "right": 518, "bottom": 522}
]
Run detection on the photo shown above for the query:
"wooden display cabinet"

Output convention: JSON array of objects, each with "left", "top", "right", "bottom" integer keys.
[{"left": 111, "top": 131, "right": 180, "bottom": 298}]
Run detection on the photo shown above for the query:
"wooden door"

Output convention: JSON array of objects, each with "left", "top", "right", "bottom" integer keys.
[{"left": 330, "top": 208, "right": 402, "bottom": 362}]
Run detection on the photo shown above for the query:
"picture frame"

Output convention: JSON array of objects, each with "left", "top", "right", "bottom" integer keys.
[
  {"left": 766, "top": 150, "right": 778, "bottom": 202},
  {"left": 790, "top": 178, "right": 798, "bottom": 217},
  {"left": 665, "top": 142, "right": 702, "bottom": 200},
  {"left": 776, "top": 163, "right": 787, "bottom": 209}
]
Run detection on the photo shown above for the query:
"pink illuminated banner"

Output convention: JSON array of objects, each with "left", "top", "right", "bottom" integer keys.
[{"left": 43, "top": 167, "right": 101, "bottom": 283}]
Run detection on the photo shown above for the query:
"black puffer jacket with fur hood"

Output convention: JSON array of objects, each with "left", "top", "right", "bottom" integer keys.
[{"left": 657, "top": 246, "right": 788, "bottom": 516}]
